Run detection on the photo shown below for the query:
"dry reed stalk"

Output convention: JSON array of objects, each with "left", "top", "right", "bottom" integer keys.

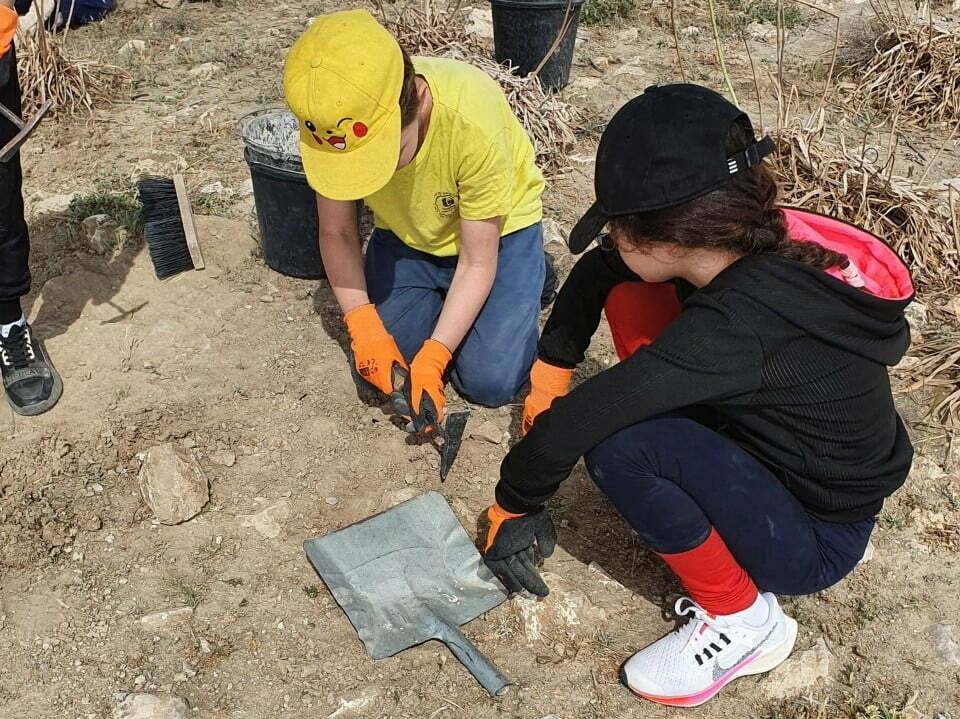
[
  {"left": 846, "top": 9, "right": 960, "bottom": 128},
  {"left": 16, "top": 0, "right": 128, "bottom": 117},
  {"left": 771, "top": 112, "right": 959, "bottom": 293},
  {"left": 377, "top": 0, "right": 579, "bottom": 178}
]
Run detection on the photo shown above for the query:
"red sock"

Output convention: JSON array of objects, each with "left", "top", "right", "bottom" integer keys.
[{"left": 656, "top": 527, "right": 759, "bottom": 616}]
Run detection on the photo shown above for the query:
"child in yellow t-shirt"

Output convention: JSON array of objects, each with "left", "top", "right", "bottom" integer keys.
[{"left": 284, "top": 9, "right": 550, "bottom": 430}]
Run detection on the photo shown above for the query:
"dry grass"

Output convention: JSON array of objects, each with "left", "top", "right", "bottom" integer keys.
[
  {"left": 16, "top": 7, "right": 128, "bottom": 117},
  {"left": 771, "top": 110, "right": 959, "bottom": 293},
  {"left": 376, "top": 0, "right": 579, "bottom": 178},
  {"left": 843, "top": 5, "right": 960, "bottom": 128}
]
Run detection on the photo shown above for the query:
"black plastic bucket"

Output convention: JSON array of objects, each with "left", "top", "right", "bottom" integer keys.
[
  {"left": 244, "top": 148, "right": 324, "bottom": 280},
  {"left": 240, "top": 109, "right": 325, "bottom": 280},
  {"left": 488, "top": 0, "right": 584, "bottom": 92}
]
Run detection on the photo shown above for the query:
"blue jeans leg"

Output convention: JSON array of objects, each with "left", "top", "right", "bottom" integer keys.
[
  {"left": 584, "top": 417, "right": 875, "bottom": 595},
  {"left": 364, "top": 229, "right": 444, "bottom": 362},
  {"left": 449, "top": 223, "right": 543, "bottom": 406}
]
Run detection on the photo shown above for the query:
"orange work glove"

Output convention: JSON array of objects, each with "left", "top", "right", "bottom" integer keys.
[
  {"left": 1, "top": 6, "right": 17, "bottom": 58},
  {"left": 343, "top": 304, "right": 407, "bottom": 396},
  {"left": 408, "top": 339, "right": 452, "bottom": 433},
  {"left": 521, "top": 360, "right": 574, "bottom": 436}
]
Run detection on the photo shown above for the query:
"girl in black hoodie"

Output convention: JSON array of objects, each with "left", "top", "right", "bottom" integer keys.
[{"left": 478, "top": 85, "right": 914, "bottom": 708}]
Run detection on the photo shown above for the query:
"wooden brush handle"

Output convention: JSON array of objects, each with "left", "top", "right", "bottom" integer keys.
[{"left": 172, "top": 174, "right": 204, "bottom": 270}]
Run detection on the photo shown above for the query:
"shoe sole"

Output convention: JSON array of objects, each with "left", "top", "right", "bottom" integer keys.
[
  {"left": 5, "top": 347, "right": 64, "bottom": 417},
  {"left": 620, "top": 616, "right": 799, "bottom": 708}
]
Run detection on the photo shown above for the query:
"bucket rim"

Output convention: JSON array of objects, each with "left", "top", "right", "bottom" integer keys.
[
  {"left": 487, "top": 0, "right": 584, "bottom": 9},
  {"left": 237, "top": 106, "right": 302, "bottom": 165}
]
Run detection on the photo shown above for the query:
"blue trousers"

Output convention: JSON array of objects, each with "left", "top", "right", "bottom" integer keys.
[
  {"left": 364, "top": 224, "right": 544, "bottom": 407},
  {"left": 584, "top": 417, "right": 875, "bottom": 595}
]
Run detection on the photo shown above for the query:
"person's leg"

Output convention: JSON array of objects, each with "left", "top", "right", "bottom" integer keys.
[
  {"left": 0, "top": 45, "right": 30, "bottom": 328},
  {"left": 448, "top": 222, "right": 544, "bottom": 407},
  {"left": 0, "top": 45, "right": 62, "bottom": 416},
  {"left": 363, "top": 228, "right": 444, "bottom": 363},
  {"left": 584, "top": 417, "right": 872, "bottom": 597},
  {"left": 604, "top": 282, "right": 682, "bottom": 361}
]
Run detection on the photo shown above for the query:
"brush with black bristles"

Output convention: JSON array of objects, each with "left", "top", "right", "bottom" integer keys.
[{"left": 137, "top": 174, "right": 205, "bottom": 280}]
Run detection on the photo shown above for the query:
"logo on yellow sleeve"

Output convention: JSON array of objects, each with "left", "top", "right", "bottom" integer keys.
[{"left": 434, "top": 192, "right": 457, "bottom": 218}]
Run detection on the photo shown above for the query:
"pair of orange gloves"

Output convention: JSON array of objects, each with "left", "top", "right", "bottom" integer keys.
[{"left": 344, "top": 303, "right": 574, "bottom": 432}]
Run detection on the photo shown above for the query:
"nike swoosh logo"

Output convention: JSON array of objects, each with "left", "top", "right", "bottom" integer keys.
[{"left": 712, "top": 625, "right": 777, "bottom": 680}]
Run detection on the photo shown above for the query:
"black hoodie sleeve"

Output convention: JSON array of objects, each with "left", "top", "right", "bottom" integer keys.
[
  {"left": 538, "top": 246, "right": 643, "bottom": 369},
  {"left": 495, "top": 292, "right": 765, "bottom": 513}
]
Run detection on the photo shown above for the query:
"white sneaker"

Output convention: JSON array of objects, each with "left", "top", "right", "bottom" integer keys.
[{"left": 620, "top": 593, "right": 798, "bottom": 707}]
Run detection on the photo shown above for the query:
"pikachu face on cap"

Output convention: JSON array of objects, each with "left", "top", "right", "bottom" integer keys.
[{"left": 284, "top": 9, "right": 404, "bottom": 201}]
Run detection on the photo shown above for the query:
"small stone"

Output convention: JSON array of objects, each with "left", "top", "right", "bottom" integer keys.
[
  {"left": 592, "top": 56, "right": 610, "bottom": 70},
  {"left": 747, "top": 21, "right": 776, "bottom": 42},
  {"left": 133, "top": 675, "right": 146, "bottom": 687},
  {"left": 209, "top": 450, "right": 236, "bottom": 468},
  {"left": 113, "top": 693, "right": 188, "bottom": 719},
  {"left": 469, "top": 420, "right": 503, "bottom": 445},
  {"left": 119, "top": 40, "right": 146, "bottom": 58},
  {"left": 259, "top": 295, "right": 275, "bottom": 303},
  {"left": 31, "top": 191, "right": 78, "bottom": 216},
  {"left": 175, "top": 37, "right": 192, "bottom": 52},
  {"left": 327, "top": 689, "right": 378, "bottom": 718},
  {"left": 465, "top": 6, "right": 494, "bottom": 40},
  {"left": 189, "top": 62, "right": 222, "bottom": 81},
  {"left": 904, "top": 302, "right": 928, "bottom": 342},
  {"left": 80, "top": 514, "right": 102, "bottom": 532},
  {"left": 152, "top": 0, "right": 182, "bottom": 8},
  {"left": 138, "top": 443, "right": 209, "bottom": 525},
  {"left": 763, "top": 638, "right": 832, "bottom": 699},
  {"left": 139, "top": 607, "right": 194, "bottom": 634},
  {"left": 929, "top": 624, "right": 960, "bottom": 666},
  {"left": 199, "top": 181, "right": 226, "bottom": 197},
  {"left": 239, "top": 499, "right": 291, "bottom": 539},
  {"left": 680, "top": 25, "right": 702, "bottom": 37},
  {"left": 81, "top": 214, "right": 119, "bottom": 255},
  {"left": 325, "top": 496, "right": 340, "bottom": 507}
]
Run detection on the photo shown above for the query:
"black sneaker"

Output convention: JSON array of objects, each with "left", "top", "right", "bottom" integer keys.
[
  {"left": 541, "top": 251, "right": 558, "bottom": 310},
  {"left": 1, "top": 322, "right": 63, "bottom": 416}
]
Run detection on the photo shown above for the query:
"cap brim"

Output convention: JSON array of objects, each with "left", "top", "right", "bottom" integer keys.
[
  {"left": 568, "top": 201, "right": 609, "bottom": 254},
  {"left": 299, "top": 110, "right": 401, "bottom": 201}
]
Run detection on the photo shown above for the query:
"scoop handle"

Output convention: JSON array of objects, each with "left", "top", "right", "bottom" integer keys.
[{"left": 434, "top": 620, "right": 510, "bottom": 697}]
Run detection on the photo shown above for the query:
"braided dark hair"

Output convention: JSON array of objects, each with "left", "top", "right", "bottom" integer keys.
[{"left": 609, "top": 119, "right": 849, "bottom": 271}]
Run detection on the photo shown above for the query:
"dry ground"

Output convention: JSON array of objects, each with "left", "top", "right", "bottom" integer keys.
[{"left": 2, "top": 1, "right": 959, "bottom": 718}]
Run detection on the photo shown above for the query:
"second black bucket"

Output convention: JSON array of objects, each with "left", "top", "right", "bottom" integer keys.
[
  {"left": 488, "top": 0, "right": 585, "bottom": 92},
  {"left": 244, "top": 148, "right": 324, "bottom": 280}
]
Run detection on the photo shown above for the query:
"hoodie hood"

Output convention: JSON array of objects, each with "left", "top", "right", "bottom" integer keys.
[{"left": 710, "top": 208, "right": 915, "bottom": 366}]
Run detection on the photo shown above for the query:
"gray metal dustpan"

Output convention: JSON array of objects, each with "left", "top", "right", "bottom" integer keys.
[{"left": 304, "top": 491, "right": 511, "bottom": 696}]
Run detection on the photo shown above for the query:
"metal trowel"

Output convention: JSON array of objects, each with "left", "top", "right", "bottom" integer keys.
[
  {"left": 304, "top": 491, "right": 511, "bottom": 696},
  {"left": 0, "top": 100, "right": 52, "bottom": 162},
  {"left": 390, "top": 366, "right": 469, "bottom": 482}
]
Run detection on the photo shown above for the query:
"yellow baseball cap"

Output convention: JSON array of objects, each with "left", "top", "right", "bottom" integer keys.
[{"left": 284, "top": 9, "right": 404, "bottom": 201}]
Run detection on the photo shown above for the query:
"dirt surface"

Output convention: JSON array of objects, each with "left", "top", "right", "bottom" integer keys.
[{"left": 3, "top": 1, "right": 960, "bottom": 718}]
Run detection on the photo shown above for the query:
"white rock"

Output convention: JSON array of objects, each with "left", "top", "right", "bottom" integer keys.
[
  {"left": 31, "top": 191, "right": 78, "bottom": 216},
  {"left": 113, "top": 693, "right": 188, "bottom": 719},
  {"left": 189, "top": 62, "right": 222, "bottom": 81},
  {"left": 379, "top": 486, "right": 420, "bottom": 511},
  {"left": 680, "top": 25, "right": 702, "bottom": 37},
  {"left": 466, "top": 7, "right": 494, "bottom": 40},
  {"left": 929, "top": 624, "right": 960, "bottom": 666},
  {"left": 199, "top": 181, "right": 226, "bottom": 197},
  {"left": 81, "top": 214, "right": 119, "bottom": 255},
  {"left": 512, "top": 572, "right": 606, "bottom": 642},
  {"left": 469, "top": 419, "right": 504, "bottom": 445},
  {"left": 119, "top": 40, "right": 146, "bottom": 58},
  {"left": 747, "top": 21, "right": 777, "bottom": 42},
  {"left": 139, "top": 607, "right": 194, "bottom": 634},
  {"left": 240, "top": 499, "right": 291, "bottom": 539},
  {"left": 209, "top": 450, "right": 236, "bottom": 467},
  {"left": 138, "top": 443, "right": 210, "bottom": 525},
  {"left": 239, "top": 178, "right": 255, "bottom": 197},
  {"left": 325, "top": 496, "right": 340, "bottom": 506},
  {"left": 904, "top": 301, "right": 928, "bottom": 340},
  {"left": 542, "top": 217, "right": 567, "bottom": 248},
  {"left": 328, "top": 689, "right": 378, "bottom": 718},
  {"left": 152, "top": 0, "right": 182, "bottom": 8},
  {"left": 763, "top": 638, "right": 832, "bottom": 699}
]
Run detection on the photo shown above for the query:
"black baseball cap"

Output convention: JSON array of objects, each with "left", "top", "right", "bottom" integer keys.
[{"left": 568, "top": 84, "right": 777, "bottom": 254}]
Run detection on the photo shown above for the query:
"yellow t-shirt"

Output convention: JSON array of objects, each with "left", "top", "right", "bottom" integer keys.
[{"left": 364, "top": 56, "right": 544, "bottom": 257}]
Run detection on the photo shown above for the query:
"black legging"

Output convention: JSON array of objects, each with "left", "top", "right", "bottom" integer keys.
[
  {"left": 584, "top": 416, "right": 875, "bottom": 595},
  {"left": 0, "top": 45, "right": 31, "bottom": 322}
]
